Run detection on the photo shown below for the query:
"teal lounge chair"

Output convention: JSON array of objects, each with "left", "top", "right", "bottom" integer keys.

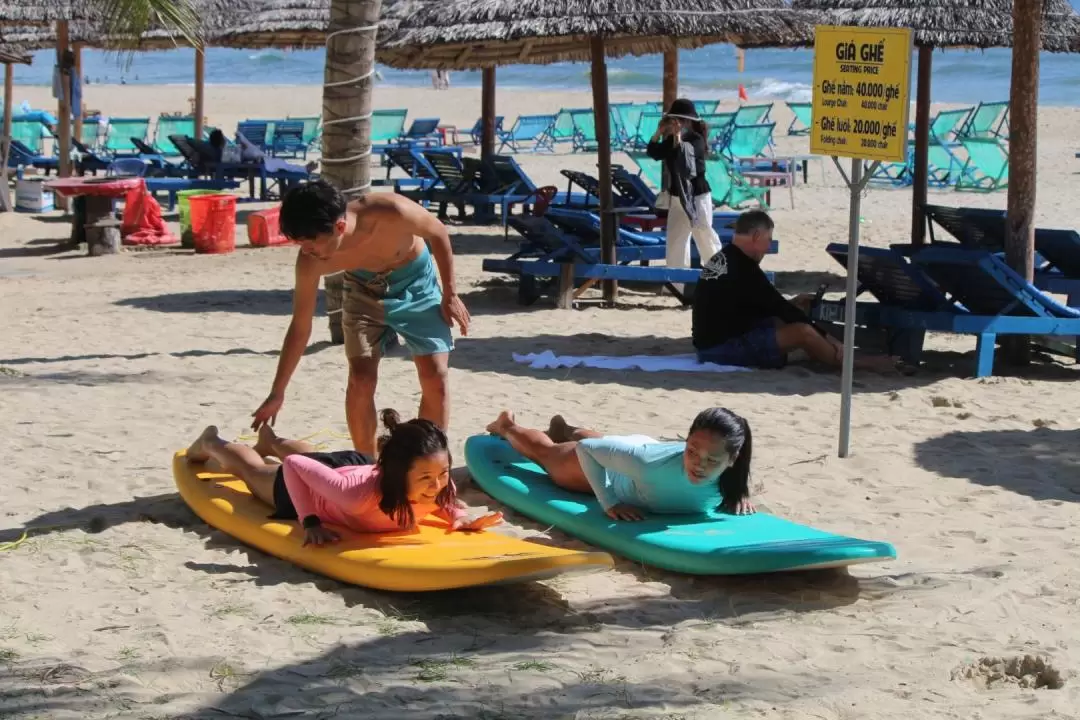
[
  {"left": 105, "top": 117, "right": 151, "bottom": 154},
  {"left": 569, "top": 110, "right": 598, "bottom": 153},
  {"left": 546, "top": 108, "right": 583, "bottom": 147},
  {"left": 734, "top": 103, "right": 773, "bottom": 126},
  {"left": 786, "top": 102, "right": 813, "bottom": 135},
  {"left": 155, "top": 115, "right": 196, "bottom": 153},
  {"left": 955, "top": 138, "right": 1008, "bottom": 192},
  {"left": 691, "top": 99, "right": 719, "bottom": 116},
  {"left": 958, "top": 101, "right": 1009, "bottom": 140},
  {"left": 724, "top": 122, "right": 775, "bottom": 160},
  {"left": 498, "top": 114, "right": 557, "bottom": 153}
]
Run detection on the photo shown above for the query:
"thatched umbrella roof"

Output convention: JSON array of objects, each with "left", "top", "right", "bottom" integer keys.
[
  {"left": 211, "top": 0, "right": 421, "bottom": 51},
  {"left": 789, "top": 0, "right": 1080, "bottom": 51},
  {"left": 378, "top": 0, "right": 816, "bottom": 69},
  {"left": 0, "top": 1, "right": 79, "bottom": 26},
  {"left": 0, "top": 40, "right": 30, "bottom": 63}
]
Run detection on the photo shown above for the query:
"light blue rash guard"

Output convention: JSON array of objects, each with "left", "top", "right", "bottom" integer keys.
[{"left": 574, "top": 435, "right": 724, "bottom": 514}]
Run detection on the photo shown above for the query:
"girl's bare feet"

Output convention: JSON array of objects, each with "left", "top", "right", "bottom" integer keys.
[
  {"left": 253, "top": 424, "right": 278, "bottom": 458},
  {"left": 547, "top": 415, "right": 574, "bottom": 443},
  {"left": 486, "top": 411, "right": 515, "bottom": 438},
  {"left": 186, "top": 426, "right": 220, "bottom": 463}
]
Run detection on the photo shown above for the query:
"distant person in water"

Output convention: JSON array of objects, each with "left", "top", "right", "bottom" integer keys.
[
  {"left": 186, "top": 410, "right": 501, "bottom": 546},
  {"left": 485, "top": 408, "right": 755, "bottom": 520}
]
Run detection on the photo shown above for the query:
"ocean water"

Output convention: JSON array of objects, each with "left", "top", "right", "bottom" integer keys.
[{"left": 12, "top": 43, "right": 1080, "bottom": 107}]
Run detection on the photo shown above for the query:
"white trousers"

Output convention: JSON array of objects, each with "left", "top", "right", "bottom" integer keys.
[{"left": 665, "top": 193, "right": 721, "bottom": 268}]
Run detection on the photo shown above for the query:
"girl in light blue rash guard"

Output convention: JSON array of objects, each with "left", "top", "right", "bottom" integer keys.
[{"left": 485, "top": 408, "right": 754, "bottom": 521}]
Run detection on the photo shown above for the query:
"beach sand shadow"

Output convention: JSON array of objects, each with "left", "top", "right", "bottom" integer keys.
[
  {"left": 115, "top": 288, "right": 326, "bottom": 317},
  {"left": 914, "top": 426, "right": 1080, "bottom": 502},
  {"left": 4, "top": 645, "right": 756, "bottom": 720},
  {"left": 449, "top": 331, "right": 947, "bottom": 395},
  {"left": 0, "top": 342, "right": 333, "bottom": 368}
]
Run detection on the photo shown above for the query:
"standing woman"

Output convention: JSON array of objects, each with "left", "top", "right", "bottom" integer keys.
[{"left": 646, "top": 98, "right": 722, "bottom": 270}]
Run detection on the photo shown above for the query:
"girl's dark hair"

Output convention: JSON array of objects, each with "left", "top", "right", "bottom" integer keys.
[
  {"left": 688, "top": 407, "right": 752, "bottom": 513},
  {"left": 375, "top": 409, "right": 455, "bottom": 528},
  {"left": 689, "top": 118, "right": 711, "bottom": 157}
]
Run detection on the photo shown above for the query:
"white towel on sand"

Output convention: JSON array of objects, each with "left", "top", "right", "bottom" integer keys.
[{"left": 512, "top": 350, "right": 750, "bottom": 373}]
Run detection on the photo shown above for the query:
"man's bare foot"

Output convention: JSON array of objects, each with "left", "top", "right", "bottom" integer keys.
[
  {"left": 253, "top": 424, "right": 278, "bottom": 458},
  {"left": 547, "top": 415, "right": 575, "bottom": 443},
  {"left": 486, "top": 411, "right": 515, "bottom": 438},
  {"left": 186, "top": 425, "right": 219, "bottom": 463}
]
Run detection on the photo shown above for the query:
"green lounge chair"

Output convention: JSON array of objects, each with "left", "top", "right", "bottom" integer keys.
[
  {"left": 105, "top": 117, "right": 151, "bottom": 154},
  {"left": 786, "top": 102, "right": 812, "bottom": 135},
  {"left": 958, "top": 101, "right": 1009, "bottom": 140},
  {"left": 955, "top": 138, "right": 1009, "bottom": 192},
  {"left": 569, "top": 110, "right": 598, "bottom": 153},
  {"left": 724, "top": 122, "right": 775, "bottom": 160},
  {"left": 700, "top": 112, "right": 736, "bottom": 151},
  {"left": 691, "top": 99, "right": 719, "bottom": 116},
  {"left": 734, "top": 103, "right": 773, "bottom": 126},
  {"left": 547, "top": 108, "right": 583, "bottom": 146},
  {"left": 11, "top": 119, "right": 46, "bottom": 154}
]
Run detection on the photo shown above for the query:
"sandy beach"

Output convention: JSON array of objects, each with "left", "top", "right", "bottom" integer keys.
[{"left": 1, "top": 82, "right": 1080, "bottom": 719}]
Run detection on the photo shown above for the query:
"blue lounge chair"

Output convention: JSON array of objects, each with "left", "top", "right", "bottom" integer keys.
[
  {"left": 7, "top": 139, "right": 59, "bottom": 175},
  {"left": 400, "top": 117, "right": 442, "bottom": 148},
  {"left": 497, "top": 114, "right": 557, "bottom": 153},
  {"left": 818, "top": 243, "right": 1080, "bottom": 376},
  {"left": 237, "top": 121, "right": 271, "bottom": 151},
  {"left": 468, "top": 116, "right": 504, "bottom": 145},
  {"left": 483, "top": 213, "right": 703, "bottom": 306},
  {"left": 270, "top": 120, "right": 308, "bottom": 159}
]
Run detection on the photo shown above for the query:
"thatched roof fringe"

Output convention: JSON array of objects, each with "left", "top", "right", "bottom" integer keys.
[{"left": 790, "top": 0, "right": 1080, "bottom": 52}]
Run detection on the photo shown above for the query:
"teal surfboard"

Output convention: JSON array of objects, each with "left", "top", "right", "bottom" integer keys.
[{"left": 464, "top": 435, "right": 896, "bottom": 575}]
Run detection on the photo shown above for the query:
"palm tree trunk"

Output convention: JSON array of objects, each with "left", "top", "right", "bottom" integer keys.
[
  {"left": 1003, "top": 0, "right": 1040, "bottom": 365},
  {"left": 321, "top": 0, "right": 382, "bottom": 344}
]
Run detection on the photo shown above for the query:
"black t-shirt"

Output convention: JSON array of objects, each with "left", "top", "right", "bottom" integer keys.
[
  {"left": 692, "top": 244, "right": 812, "bottom": 350},
  {"left": 645, "top": 130, "right": 711, "bottom": 197}
]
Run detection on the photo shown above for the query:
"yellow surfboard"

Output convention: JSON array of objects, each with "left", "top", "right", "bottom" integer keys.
[{"left": 172, "top": 451, "right": 613, "bottom": 592}]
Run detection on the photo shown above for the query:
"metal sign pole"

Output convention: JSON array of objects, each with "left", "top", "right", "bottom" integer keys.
[{"left": 838, "top": 157, "right": 862, "bottom": 458}]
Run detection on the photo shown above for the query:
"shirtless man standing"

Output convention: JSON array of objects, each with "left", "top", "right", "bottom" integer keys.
[{"left": 250, "top": 180, "right": 470, "bottom": 456}]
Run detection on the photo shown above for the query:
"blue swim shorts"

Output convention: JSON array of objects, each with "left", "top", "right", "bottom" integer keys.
[
  {"left": 696, "top": 321, "right": 786, "bottom": 369},
  {"left": 342, "top": 246, "right": 454, "bottom": 359}
]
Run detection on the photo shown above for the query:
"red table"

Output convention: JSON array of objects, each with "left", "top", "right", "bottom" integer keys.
[{"left": 46, "top": 176, "right": 144, "bottom": 256}]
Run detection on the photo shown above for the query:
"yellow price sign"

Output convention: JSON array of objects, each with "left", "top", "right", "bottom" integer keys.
[{"left": 810, "top": 26, "right": 913, "bottom": 163}]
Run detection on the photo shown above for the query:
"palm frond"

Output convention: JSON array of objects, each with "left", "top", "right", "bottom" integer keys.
[{"left": 93, "top": 0, "right": 203, "bottom": 48}]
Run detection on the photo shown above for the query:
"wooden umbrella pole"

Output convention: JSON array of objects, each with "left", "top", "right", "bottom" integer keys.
[
  {"left": 663, "top": 48, "right": 678, "bottom": 110},
  {"left": 194, "top": 48, "right": 205, "bottom": 140},
  {"left": 590, "top": 37, "right": 616, "bottom": 307},
  {"left": 481, "top": 66, "right": 495, "bottom": 161},
  {"left": 1004, "top": 0, "right": 1041, "bottom": 365},
  {"left": 910, "top": 46, "right": 932, "bottom": 245}
]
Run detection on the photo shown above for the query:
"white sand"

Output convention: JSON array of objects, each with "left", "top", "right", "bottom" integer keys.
[{"left": 0, "top": 83, "right": 1079, "bottom": 719}]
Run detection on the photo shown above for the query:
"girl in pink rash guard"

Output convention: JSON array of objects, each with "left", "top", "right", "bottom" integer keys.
[{"left": 186, "top": 409, "right": 502, "bottom": 547}]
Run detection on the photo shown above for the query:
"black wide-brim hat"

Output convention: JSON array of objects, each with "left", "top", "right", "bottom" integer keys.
[{"left": 664, "top": 98, "right": 700, "bottom": 121}]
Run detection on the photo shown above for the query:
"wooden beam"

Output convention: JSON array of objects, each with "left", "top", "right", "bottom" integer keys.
[
  {"left": 910, "top": 46, "right": 932, "bottom": 245},
  {"left": 663, "top": 48, "right": 678, "bottom": 111},
  {"left": 56, "top": 20, "right": 71, "bottom": 210},
  {"left": 194, "top": 47, "right": 205, "bottom": 140},
  {"left": 481, "top": 67, "right": 496, "bottom": 162},
  {"left": 72, "top": 43, "right": 82, "bottom": 143},
  {"left": 1, "top": 63, "right": 13, "bottom": 212},
  {"left": 589, "top": 36, "right": 617, "bottom": 307},
  {"left": 1004, "top": 0, "right": 1041, "bottom": 365}
]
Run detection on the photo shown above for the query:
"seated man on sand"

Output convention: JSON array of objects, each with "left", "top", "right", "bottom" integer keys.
[
  {"left": 185, "top": 414, "right": 500, "bottom": 546},
  {"left": 486, "top": 408, "right": 755, "bottom": 519},
  {"left": 691, "top": 210, "right": 897, "bottom": 372}
]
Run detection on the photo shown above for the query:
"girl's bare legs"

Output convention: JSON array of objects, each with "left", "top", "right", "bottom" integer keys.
[
  {"left": 252, "top": 424, "right": 318, "bottom": 461},
  {"left": 547, "top": 415, "right": 603, "bottom": 443},
  {"left": 487, "top": 411, "right": 593, "bottom": 494},
  {"left": 186, "top": 426, "right": 280, "bottom": 506}
]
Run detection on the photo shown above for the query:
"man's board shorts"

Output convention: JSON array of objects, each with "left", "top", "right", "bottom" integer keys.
[
  {"left": 341, "top": 245, "right": 454, "bottom": 360},
  {"left": 270, "top": 450, "right": 373, "bottom": 520},
  {"left": 696, "top": 320, "right": 786, "bottom": 369}
]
